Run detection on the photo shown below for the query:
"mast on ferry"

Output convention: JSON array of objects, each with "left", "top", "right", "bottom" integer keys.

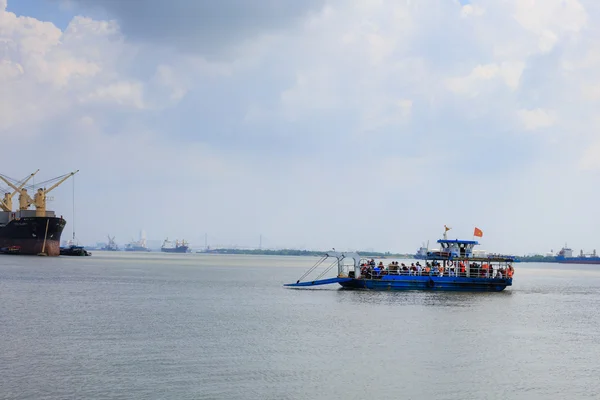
[{"left": 443, "top": 225, "right": 451, "bottom": 240}]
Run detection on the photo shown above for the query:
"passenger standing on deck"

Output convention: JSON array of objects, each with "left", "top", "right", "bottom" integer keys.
[
  {"left": 403, "top": 263, "right": 409, "bottom": 275},
  {"left": 482, "top": 264, "right": 489, "bottom": 278}
]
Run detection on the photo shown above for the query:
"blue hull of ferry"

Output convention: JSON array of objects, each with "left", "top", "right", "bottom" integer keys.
[{"left": 339, "top": 275, "right": 512, "bottom": 292}]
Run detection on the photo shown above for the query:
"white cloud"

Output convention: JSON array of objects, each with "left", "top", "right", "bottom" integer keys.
[
  {"left": 513, "top": 0, "right": 587, "bottom": 38},
  {"left": 446, "top": 62, "right": 525, "bottom": 95},
  {"left": 461, "top": 4, "right": 484, "bottom": 18},
  {"left": 0, "top": 60, "right": 23, "bottom": 80},
  {"left": 517, "top": 108, "right": 557, "bottom": 131},
  {"left": 4, "top": 0, "right": 600, "bottom": 253},
  {"left": 85, "top": 81, "right": 145, "bottom": 109},
  {"left": 578, "top": 138, "right": 600, "bottom": 171}
]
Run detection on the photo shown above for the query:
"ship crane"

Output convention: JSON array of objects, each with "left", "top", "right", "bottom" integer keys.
[
  {"left": 32, "top": 171, "right": 79, "bottom": 217},
  {"left": 0, "top": 170, "right": 40, "bottom": 212},
  {"left": 1, "top": 171, "right": 79, "bottom": 216}
]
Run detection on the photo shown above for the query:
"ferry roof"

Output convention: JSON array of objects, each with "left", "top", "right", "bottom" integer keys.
[{"left": 437, "top": 239, "right": 479, "bottom": 245}]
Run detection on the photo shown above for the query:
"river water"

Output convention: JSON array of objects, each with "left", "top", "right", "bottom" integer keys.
[{"left": 1, "top": 253, "right": 599, "bottom": 399}]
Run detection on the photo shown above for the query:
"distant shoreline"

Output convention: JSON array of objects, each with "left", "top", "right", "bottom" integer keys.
[
  {"left": 89, "top": 247, "right": 562, "bottom": 262},
  {"left": 193, "top": 249, "right": 413, "bottom": 258}
]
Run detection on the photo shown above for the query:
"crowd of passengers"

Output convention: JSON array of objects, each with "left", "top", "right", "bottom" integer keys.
[{"left": 359, "top": 259, "right": 514, "bottom": 279}]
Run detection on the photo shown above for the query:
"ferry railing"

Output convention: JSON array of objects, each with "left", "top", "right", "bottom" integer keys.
[{"left": 356, "top": 265, "right": 512, "bottom": 280}]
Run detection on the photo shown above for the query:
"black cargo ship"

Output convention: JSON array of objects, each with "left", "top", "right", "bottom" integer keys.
[
  {"left": 0, "top": 213, "right": 67, "bottom": 256},
  {"left": 0, "top": 171, "right": 77, "bottom": 256}
]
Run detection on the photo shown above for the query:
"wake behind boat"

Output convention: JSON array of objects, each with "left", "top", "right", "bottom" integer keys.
[{"left": 285, "top": 226, "right": 515, "bottom": 292}]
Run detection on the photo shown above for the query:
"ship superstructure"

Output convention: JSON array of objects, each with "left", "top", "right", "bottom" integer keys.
[
  {"left": 414, "top": 242, "right": 429, "bottom": 259},
  {"left": 0, "top": 170, "right": 78, "bottom": 256}
]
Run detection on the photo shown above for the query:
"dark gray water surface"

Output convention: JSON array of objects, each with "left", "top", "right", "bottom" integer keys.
[{"left": 1, "top": 253, "right": 599, "bottom": 399}]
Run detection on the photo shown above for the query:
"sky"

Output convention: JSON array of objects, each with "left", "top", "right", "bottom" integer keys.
[{"left": 2, "top": 0, "right": 600, "bottom": 254}]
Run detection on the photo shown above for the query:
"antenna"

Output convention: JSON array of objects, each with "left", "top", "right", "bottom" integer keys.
[
  {"left": 72, "top": 173, "right": 75, "bottom": 242},
  {"left": 259, "top": 234, "right": 262, "bottom": 250}
]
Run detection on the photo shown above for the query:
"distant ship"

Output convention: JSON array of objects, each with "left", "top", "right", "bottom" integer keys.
[
  {"left": 102, "top": 235, "right": 119, "bottom": 251},
  {"left": 555, "top": 246, "right": 600, "bottom": 264},
  {"left": 125, "top": 231, "right": 150, "bottom": 252},
  {"left": 125, "top": 242, "right": 150, "bottom": 252},
  {"left": 0, "top": 170, "right": 77, "bottom": 256},
  {"left": 161, "top": 238, "right": 189, "bottom": 253},
  {"left": 414, "top": 243, "right": 429, "bottom": 259}
]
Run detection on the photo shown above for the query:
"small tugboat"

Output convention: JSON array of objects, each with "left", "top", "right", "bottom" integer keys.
[
  {"left": 285, "top": 226, "right": 515, "bottom": 292},
  {"left": 60, "top": 244, "right": 91, "bottom": 256}
]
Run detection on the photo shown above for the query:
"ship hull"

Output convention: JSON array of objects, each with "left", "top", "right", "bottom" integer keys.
[
  {"left": 125, "top": 246, "right": 150, "bottom": 252},
  {"left": 0, "top": 217, "right": 66, "bottom": 256},
  {"left": 339, "top": 275, "right": 512, "bottom": 292},
  {"left": 161, "top": 246, "right": 189, "bottom": 253},
  {"left": 556, "top": 257, "right": 600, "bottom": 264}
]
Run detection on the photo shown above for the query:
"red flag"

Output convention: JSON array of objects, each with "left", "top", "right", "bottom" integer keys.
[{"left": 473, "top": 227, "right": 483, "bottom": 237}]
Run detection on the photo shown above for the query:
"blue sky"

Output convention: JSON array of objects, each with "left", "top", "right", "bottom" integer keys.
[{"left": 2, "top": 0, "right": 600, "bottom": 254}]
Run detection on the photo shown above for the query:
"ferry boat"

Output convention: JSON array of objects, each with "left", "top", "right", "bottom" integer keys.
[{"left": 285, "top": 227, "right": 515, "bottom": 292}]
